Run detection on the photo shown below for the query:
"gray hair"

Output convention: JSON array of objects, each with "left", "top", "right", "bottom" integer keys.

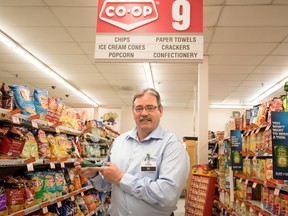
[{"left": 132, "top": 88, "right": 162, "bottom": 107}]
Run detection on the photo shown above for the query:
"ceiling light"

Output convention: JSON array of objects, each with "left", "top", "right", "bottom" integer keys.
[
  {"left": 143, "top": 63, "right": 155, "bottom": 89},
  {"left": 0, "top": 30, "right": 98, "bottom": 107},
  {"left": 250, "top": 77, "right": 288, "bottom": 104}
]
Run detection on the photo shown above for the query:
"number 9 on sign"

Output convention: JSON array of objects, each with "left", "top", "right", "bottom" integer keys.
[{"left": 172, "top": 0, "right": 190, "bottom": 30}]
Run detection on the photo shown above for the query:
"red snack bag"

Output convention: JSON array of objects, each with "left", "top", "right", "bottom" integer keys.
[
  {"left": 0, "top": 126, "right": 25, "bottom": 158},
  {"left": 35, "top": 130, "right": 51, "bottom": 159}
]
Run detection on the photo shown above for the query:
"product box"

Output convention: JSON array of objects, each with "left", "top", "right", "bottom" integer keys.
[
  {"left": 250, "top": 133, "right": 256, "bottom": 153},
  {"left": 268, "top": 188, "right": 275, "bottom": 213},
  {"left": 274, "top": 195, "right": 281, "bottom": 215},
  {"left": 266, "top": 158, "right": 273, "bottom": 180},
  {"left": 257, "top": 159, "right": 266, "bottom": 180},
  {"left": 252, "top": 159, "right": 259, "bottom": 178},
  {"left": 261, "top": 186, "right": 269, "bottom": 210},
  {"left": 280, "top": 192, "right": 288, "bottom": 216}
]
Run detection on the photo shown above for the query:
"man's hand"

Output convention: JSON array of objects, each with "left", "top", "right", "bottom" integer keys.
[
  {"left": 74, "top": 160, "right": 98, "bottom": 179},
  {"left": 94, "top": 162, "right": 124, "bottom": 184}
]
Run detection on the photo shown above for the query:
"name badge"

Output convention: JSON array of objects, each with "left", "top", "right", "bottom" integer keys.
[
  {"left": 141, "top": 160, "right": 156, "bottom": 172},
  {"left": 141, "top": 153, "right": 156, "bottom": 172}
]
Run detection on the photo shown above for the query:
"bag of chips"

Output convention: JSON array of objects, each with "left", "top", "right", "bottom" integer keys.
[
  {"left": 5, "top": 177, "right": 25, "bottom": 214},
  {"left": 33, "top": 88, "right": 48, "bottom": 120},
  {"left": 8, "top": 85, "right": 36, "bottom": 116},
  {"left": 35, "top": 130, "right": 51, "bottom": 159},
  {"left": 1, "top": 83, "right": 14, "bottom": 110}
]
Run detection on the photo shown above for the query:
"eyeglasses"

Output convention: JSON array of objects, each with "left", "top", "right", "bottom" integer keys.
[{"left": 133, "top": 105, "right": 159, "bottom": 113}]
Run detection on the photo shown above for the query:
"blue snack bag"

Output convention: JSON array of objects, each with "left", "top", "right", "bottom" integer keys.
[
  {"left": 33, "top": 88, "right": 48, "bottom": 120},
  {"left": 8, "top": 85, "right": 36, "bottom": 116}
]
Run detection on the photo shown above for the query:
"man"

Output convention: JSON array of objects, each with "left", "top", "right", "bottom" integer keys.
[{"left": 74, "top": 88, "right": 190, "bottom": 216}]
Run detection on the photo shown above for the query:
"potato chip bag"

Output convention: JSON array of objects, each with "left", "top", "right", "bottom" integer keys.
[
  {"left": 1, "top": 82, "right": 14, "bottom": 110},
  {"left": 44, "top": 171, "right": 57, "bottom": 200},
  {"left": 47, "top": 134, "right": 68, "bottom": 160},
  {"left": 46, "top": 97, "right": 57, "bottom": 123},
  {"left": 5, "top": 177, "right": 25, "bottom": 214},
  {"left": 20, "top": 131, "right": 39, "bottom": 159},
  {"left": 8, "top": 85, "right": 36, "bottom": 116},
  {"left": 23, "top": 179, "right": 38, "bottom": 209},
  {"left": 83, "top": 194, "right": 97, "bottom": 212},
  {"left": 36, "top": 130, "right": 51, "bottom": 159},
  {"left": 33, "top": 88, "right": 48, "bottom": 120},
  {"left": 0, "top": 180, "right": 7, "bottom": 216},
  {"left": 24, "top": 172, "right": 48, "bottom": 203},
  {"left": 54, "top": 170, "right": 65, "bottom": 197}
]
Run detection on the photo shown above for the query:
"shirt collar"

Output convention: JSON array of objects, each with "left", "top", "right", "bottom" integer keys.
[{"left": 127, "top": 125, "right": 164, "bottom": 142}]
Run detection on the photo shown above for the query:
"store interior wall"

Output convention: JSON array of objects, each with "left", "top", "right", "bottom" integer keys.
[{"left": 208, "top": 108, "right": 247, "bottom": 132}]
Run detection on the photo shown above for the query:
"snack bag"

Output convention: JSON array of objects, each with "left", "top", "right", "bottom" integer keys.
[
  {"left": 46, "top": 97, "right": 57, "bottom": 123},
  {"left": 24, "top": 172, "right": 48, "bottom": 203},
  {"left": 54, "top": 98, "right": 65, "bottom": 124},
  {"left": 83, "top": 194, "right": 97, "bottom": 212},
  {"left": 33, "top": 88, "right": 48, "bottom": 120},
  {"left": 8, "top": 85, "right": 36, "bottom": 116},
  {"left": 5, "top": 177, "right": 25, "bottom": 214},
  {"left": 0, "top": 126, "right": 25, "bottom": 158},
  {"left": 0, "top": 180, "right": 8, "bottom": 216},
  {"left": 44, "top": 171, "right": 57, "bottom": 200},
  {"left": 20, "top": 131, "right": 39, "bottom": 159},
  {"left": 23, "top": 179, "right": 38, "bottom": 209},
  {"left": 47, "top": 134, "right": 68, "bottom": 160},
  {"left": 54, "top": 170, "right": 65, "bottom": 197},
  {"left": 75, "top": 196, "right": 88, "bottom": 215},
  {"left": 1, "top": 82, "right": 14, "bottom": 110},
  {"left": 35, "top": 130, "right": 51, "bottom": 159}
]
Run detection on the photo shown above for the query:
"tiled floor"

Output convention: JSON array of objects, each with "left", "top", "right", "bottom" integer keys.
[{"left": 174, "top": 198, "right": 185, "bottom": 216}]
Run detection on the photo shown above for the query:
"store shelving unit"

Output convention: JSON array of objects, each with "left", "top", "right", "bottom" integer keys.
[{"left": 0, "top": 107, "right": 116, "bottom": 216}]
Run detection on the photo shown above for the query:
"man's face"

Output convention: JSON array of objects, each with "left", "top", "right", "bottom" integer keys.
[{"left": 133, "top": 93, "right": 163, "bottom": 134}]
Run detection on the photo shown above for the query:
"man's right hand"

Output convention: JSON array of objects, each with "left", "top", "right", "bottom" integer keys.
[{"left": 74, "top": 160, "right": 98, "bottom": 179}]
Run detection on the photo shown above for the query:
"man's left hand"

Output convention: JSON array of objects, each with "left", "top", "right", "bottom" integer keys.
[{"left": 95, "top": 162, "right": 124, "bottom": 184}]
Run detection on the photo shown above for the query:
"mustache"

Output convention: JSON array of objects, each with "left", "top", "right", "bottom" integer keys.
[{"left": 140, "top": 117, "right": 152, "bottom": 122}]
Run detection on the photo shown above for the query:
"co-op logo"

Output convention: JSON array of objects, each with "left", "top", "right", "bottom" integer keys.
[{"left": 99, "top": 0, "right": 159, "bottom": 31}]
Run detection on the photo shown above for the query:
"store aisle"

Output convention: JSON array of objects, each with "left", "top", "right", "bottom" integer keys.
[{"left": 174, "top": 198, "right": 185, "bottom": 215}]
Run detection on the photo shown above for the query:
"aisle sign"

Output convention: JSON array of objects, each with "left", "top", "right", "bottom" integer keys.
[
  {"left": 230, "top": 130, "right": 243, "bottom": 170},
  {"left": 95, "top": 0, "right": 203, "bottom": 62},
  {"left": 271, "top": 112, "right": 288, "bottom": 180}
]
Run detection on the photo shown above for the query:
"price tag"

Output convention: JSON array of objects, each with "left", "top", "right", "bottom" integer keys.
[
  {"left": 256, "top": 128, "right": 261, "bottom": 134},
  {"left": 55, "top": 127, "right": 61, "bottom": 134},
  {"left": 50, "top": 162, "right": 56, "bottom": 169},
  {"left": 26, "top": 163, "right": 34, "bottom": 172},
  {"left": 252, "top": 155, "right": 257, "bottom": 161},
  {"left": 259, "top": 212, "right": 263, "bottom": 216},
  {"left": 31, "top": 120, "right": 38, "bottom": 128},
  {"left": 41, "top": 202, "right": 50, "bottom": 214},
  {"left": 245, "top": 179, "right": 249, "bottom": 185},
  {"left": 250, "top": 206, "right": 254, "bottom": 212},
  {"left": 81, "top": 192, "right": 85, "bottom": 196},
  {"left": 25, "top": 158, "right": 36, "bottom": 172},
  {"left": 42, "top": 206, "right": 48, "bottom": 214},
  {"left": 61, "top": 162, "right": 65, "bottom": 168},
  {"left": 12, "top": 116, "right": 20, "bottom": 124},
  {"left": 252, "top": 182, "right": 257, "bottom": 189},
  {"left": 71, "top": 195, "right": 75, "bottom": 201},
  {"left": 274, "top": 186, "right": 281, "bottom": 196},
  {"left": 265, "top": 125, "right": 271, "bottom": 131},
  {"left": 245, "top": 156, "right": 249, "bottom": 160},
  {"left": 241, "top": 202, "right": 245, "bottom": 207},
  {"left": 57, "top": 201, "right": 62, "bottom": 208}
]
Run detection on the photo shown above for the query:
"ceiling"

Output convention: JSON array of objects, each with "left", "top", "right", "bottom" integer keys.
[{"left": 0, "top": 0, "right": 288, "bottom": 110}]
